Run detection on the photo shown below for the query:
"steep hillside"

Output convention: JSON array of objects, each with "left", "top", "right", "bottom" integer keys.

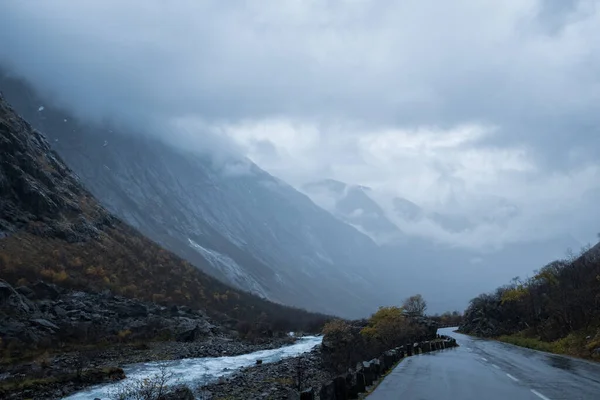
[
  {"left": 460, "top": 243, "right": 600, "bottom": 360},
  {"left": 0, "top": 71, "right": 391, "bottom": 318},
  {"left": 0, "top": 90, "right": 329, "bottom": 334}
]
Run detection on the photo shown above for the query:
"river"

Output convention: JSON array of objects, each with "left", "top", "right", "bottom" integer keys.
[{"left": 64, "top": 336, "right": 322, "bottom": 399}]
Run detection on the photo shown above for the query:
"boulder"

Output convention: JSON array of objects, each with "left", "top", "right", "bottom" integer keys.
[
  {"left": 378, "top": 355, "right": 387, "bottom": 372},
  {"left": 53, "top": 305, "right": 68, "bottom": 317},
  {"left": 414, "top": 342, "right": 421, "bottom": 354},
  {"left": 319, "top": 380, "right": 336, "bottom": 400},
  {"left": 355, "top": 372, "right": 366, "bottom": 393},
  {"left": 110, "top": 302, "right": 148, "bottom": 318},
  {"left": 362, "top": 363, "right": 374, "bottom": 386},
  {"left": 0, "top": 280, "right": 15, "bottom": 301},
  {"left": 31, "top": 281, "right": 61, "bottom": 300},
  {"left": 176, "top": 324, "right": 205, "bottom": 342},
  {"left": 0, "top": 280, "right": 36, "bottom": 316},
  {"left": 31, "top": 318, "right": 59, "bottom": 330},
  {"left": 15, "top": 286, "right": 34, "bottom": 299},
  {"left": 397, "top": 346, "right": 405, "bottom": 359},
  {"left": 370, "top": 358, "right": 381, "bottom": 376},
  {"left": 300, "top": 388, "right": 315, "bottom": 400},
  {"left": 334, "top": 375, "right": 348, "bottom": 400},
  {"left": 383, "top": 352, "right": 395, "bottom": 372},
  {"left": 345, "top": 373, "right": 359, "bottom": 399}
]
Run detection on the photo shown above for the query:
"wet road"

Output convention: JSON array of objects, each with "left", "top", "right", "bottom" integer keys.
[{"left": 369, "top": 327, "right": 600, "bottom": 400}]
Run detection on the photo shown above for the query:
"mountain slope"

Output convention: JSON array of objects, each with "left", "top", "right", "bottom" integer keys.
[
  {"left": 0, "top": 71, "right": 391, "bottom": 318},
  {"left": 0, "top": 89, "right": 328, "bottom": 332},
  {"left": 302, "top": 179, "right": 403, "bottom": 244}
]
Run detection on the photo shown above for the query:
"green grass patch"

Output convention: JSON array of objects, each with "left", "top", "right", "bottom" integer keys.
[
  {"left": 497, "top": 335, "right": 558, "bottom": 353},
  {"left": 498, "top": 329, "right": 600, "bottom": 361}
]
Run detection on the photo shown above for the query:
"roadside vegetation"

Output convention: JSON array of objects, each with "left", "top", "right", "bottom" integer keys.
[
  {"left": 460, "top": 243, "right": 600, "bottom": 360},
  {"left": 321, "top": 295, "right": 438, "bottom": 373}
]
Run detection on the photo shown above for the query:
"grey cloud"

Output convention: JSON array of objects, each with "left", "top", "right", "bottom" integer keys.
[
  {"left": 536, "top": 0, "right": 585, "bottom": 34},
  {"left": 1, "top": 0, "right": 599, "bottom": 249},
  {"left": 1, "top": 1, "right": 598, "bottom": 157}
]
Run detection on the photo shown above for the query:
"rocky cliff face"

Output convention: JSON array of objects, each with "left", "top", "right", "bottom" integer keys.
[
  {"left": 0, "top": 92, "right": 113, "bottom": 241},
  {"left": 0, "top": 71, "right": 391, "bottom": 318}
]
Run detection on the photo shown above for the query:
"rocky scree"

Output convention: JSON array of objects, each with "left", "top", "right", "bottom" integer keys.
[{"left": 0, "top": 279, "right": 219, "bottom": 354}]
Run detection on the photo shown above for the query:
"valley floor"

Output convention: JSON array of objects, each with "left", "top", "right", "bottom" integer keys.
[{"left": 1, "top": 336, "right": 298, "bottom": 400}]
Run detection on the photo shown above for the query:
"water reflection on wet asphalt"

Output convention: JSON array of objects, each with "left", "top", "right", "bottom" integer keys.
[{"left": 368, "top": 327, "right": 600, "bottom": 400}]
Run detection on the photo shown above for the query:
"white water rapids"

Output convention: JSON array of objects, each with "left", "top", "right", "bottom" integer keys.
[{"left": 63, "top": 336, "right": 322, "bottom": 399}]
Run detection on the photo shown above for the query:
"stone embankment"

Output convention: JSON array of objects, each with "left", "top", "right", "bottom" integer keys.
[
  {"left": 203, "top": 335, "right": 458, "bottom": 399},
  {"left": 306, "top": 335, "right": 458, "bottom": 400}
]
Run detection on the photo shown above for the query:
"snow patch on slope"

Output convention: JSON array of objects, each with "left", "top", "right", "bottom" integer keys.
[{"left": 187, "top": 239, "right": 269, "bottom": 299}]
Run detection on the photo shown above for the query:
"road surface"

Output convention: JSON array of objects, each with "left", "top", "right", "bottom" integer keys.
[{"left": 368, "top": 327, "right": 600, "bottom": 400}]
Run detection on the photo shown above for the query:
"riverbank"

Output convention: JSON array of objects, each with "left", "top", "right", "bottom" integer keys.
[
  {"left": 0, "top": 279, "right": 301, "bottom": 399},
  {"left": 1, "top": 336, "right": 299, "bottom": 400},
  {"left": 201, "top": 336, "right": 458, "bottom": 400},
  {"left": 199, "top": 347, "right": 333, "bottom": 399}
]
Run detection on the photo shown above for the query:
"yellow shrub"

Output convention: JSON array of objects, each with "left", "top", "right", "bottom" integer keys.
[
  {"left": 16, "top": 278, "right": 28, "bottom": 286},
  {"left": 53, "top": 270, "right": 69, "bottom": 282},
  {"left": 322, "top": 319, "right": 351, "bottom": 336},
  {"left": 118, "top": 329, "right": 132, "bottom": 340},
  {"left": 40, "top": 269, "right": 54, "bottom": 279}
]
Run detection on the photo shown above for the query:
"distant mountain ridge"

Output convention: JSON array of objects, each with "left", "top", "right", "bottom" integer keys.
[
  {"left": 302, "top": 178, "right": 478, "bottom": 242},
  {"left": 302, "top": 179, "right": 403, "bottom": 244}
]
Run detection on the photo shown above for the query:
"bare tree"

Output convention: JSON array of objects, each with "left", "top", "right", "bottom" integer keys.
[
  {"left": 110, "top": 364, "right": 176, "bottom": 400},
  {"left": 403, "top": 294, "right": 427, "bottom": 317},
  {"left": 74, "top": 348, "right": 99, "bottom": 380}
]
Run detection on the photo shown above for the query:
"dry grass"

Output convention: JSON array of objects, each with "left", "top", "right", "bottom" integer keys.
[{"left": 498, "top": 329, "right": 600, "bottom": 361}]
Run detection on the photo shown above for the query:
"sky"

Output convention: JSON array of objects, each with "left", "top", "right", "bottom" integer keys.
[{"left": 1, "top": 0, "right": 599, "bottom": 250}]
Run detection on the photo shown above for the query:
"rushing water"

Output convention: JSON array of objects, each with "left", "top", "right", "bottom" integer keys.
[{"left": 64, "top": 336, "right": 322, "bottom": 400}]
